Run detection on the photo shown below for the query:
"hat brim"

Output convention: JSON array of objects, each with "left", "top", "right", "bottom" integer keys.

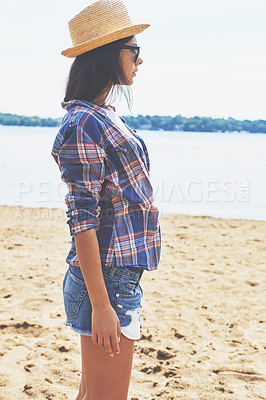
[{"left": 61, "top": 24, "right": 150, "bottom": 58}]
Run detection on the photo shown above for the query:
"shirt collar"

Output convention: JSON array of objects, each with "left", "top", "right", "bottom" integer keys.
[{"left": 61, "top": 99, "right": 116, "bottom": 116}]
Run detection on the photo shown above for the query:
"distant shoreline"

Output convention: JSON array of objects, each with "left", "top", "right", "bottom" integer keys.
[{"left": 1, "top": 111, "right": 266, "bottom": 133}]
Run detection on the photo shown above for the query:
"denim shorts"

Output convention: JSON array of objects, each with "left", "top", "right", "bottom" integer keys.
[{"left": 62, "top": 265, "right": 144, "bottom": 340}]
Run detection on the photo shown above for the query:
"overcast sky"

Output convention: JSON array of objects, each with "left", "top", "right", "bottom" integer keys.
[{"left": 1, "top": 0, "right": 266, "bottom": 119}]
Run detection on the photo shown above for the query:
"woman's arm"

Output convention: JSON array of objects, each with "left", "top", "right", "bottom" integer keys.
[
  {"left": 75, "top": 228, "right": 121, "bottom": 356},
  {"left": 53, "top": 124, "right": 120, "bottom": 355}
]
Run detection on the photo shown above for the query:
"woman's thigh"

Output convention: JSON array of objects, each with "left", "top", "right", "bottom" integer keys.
[{"left": 80, "top": 333, "right": 134, "bottom": 400}]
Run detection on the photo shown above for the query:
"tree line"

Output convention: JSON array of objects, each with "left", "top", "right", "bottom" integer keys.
[
  {"left": 0, "top": 113, "right": 61, "bottom": 127},
  {"left": 123, "top": 115, "right": 266, "bottom": 133},
  {"left": 1, "top": 112, "right": 266, "bottom": 133}
]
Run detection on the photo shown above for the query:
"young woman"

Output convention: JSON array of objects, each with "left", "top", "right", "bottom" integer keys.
[{"left": 52, "top": 1, "right": 161, "bottom": 399}]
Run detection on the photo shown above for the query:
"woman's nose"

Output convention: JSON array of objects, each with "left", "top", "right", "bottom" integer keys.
[{"left": 136, "top": 57, "right": 143, "bottom": 66}]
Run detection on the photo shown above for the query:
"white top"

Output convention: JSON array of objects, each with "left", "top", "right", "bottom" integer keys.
[{"left": 104, "top": 107, "right": 143, "bottom": 150}]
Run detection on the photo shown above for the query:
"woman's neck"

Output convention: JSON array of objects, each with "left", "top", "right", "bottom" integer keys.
[{"left": 92, "top": 87, "right": 112, "bottom": 109}]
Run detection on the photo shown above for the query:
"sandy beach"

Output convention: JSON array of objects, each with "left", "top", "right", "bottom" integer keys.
[{"left": 1, "top": 205, "right": 266, "bottom": 400}]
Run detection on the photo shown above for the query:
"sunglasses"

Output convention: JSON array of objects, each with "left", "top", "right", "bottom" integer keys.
[{"left": 120, "top": 45, "right": 141, "bottom": 63}]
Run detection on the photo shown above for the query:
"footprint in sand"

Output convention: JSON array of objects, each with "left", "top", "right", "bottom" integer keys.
[
  {"left": 164, "top": 369, "right": 178, "bottom": 378},
  {"left": 171, "top": 329, "right": 185, "bottom": 339},
  {"left": 140, "top": 365, "right": 162, "bottom": 374},
  {"left": 157, "top": 349, "right": 175, "bottom": 360},
  {"left": 58, "top": 346, "right": 69, "bottom": 353},
  {"left": 24, "top": 363, "right": 35, "bottom": 373},
  {"left": 212, "top": 368, "right": 266, "bottom": 382},
  {"left": 0, "top": 321, "right": 47, "bottom": 338},
  {"left": 141, "top": 334, "right": 152, "bottom": 341},
  {"left": 0, "top": 373, "right": 9, "bottom": 387},
  {"left": 0, "top": 346, "right": 30, "bottom": 396},
  {"left": 22, "top": 297, "right": 53, "bottom": 310},
  {"left": 140, "top": 347, "right": 156, "bottom": 356}
]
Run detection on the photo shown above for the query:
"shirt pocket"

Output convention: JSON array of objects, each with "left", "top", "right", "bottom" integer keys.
[{"left": 106, "top": 146, "right": 154, "bottom": 206}]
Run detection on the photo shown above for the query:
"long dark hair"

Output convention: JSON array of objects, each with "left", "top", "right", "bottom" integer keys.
[{"left": 64, "top": 36, "right": 133, "bottom": 108}]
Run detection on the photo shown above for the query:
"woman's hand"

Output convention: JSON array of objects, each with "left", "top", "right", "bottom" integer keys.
[
  {"left": 74, "top": 229, "right": 121, "bottom": 356},
  {"left": 92, "top": 304, "right": 121, "bottom": 357}
]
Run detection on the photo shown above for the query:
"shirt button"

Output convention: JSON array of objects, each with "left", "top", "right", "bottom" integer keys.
[{"left": 116, "top": 293, "right": 120, "bottom": 297}]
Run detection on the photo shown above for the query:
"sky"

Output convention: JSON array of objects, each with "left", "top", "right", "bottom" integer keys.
[{"left": 1, "top": 0, "right": 266, "bottom": 120}]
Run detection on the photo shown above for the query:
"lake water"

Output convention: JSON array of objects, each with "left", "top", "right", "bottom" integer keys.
[{"left": 1, "top": 125, "right": 266, "bottom": 221}]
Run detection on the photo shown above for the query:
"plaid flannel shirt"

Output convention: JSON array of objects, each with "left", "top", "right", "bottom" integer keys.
[{"left": 51, "top": 100, "right": 161, "bottom": 271}]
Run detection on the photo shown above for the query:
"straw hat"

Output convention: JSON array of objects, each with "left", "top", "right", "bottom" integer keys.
[{"left": 61, "top": 0, "right": 150, "bottom": 58}]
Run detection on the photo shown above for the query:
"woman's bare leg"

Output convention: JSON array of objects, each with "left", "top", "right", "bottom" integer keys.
[
  {"left": 75, "top": 342, "right": 86, "bottom": 400},
  {"left": 80, "top": 333, "right": 134, "bottom": 400}
]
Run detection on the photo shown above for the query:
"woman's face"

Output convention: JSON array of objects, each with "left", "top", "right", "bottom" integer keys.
[{"left": 120, "top": 36, "right": 143, "bottom": 85}]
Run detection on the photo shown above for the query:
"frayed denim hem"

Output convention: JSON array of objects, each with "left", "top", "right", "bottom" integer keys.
[{"left": 65, "top": 321, "right": 92, "bottom": 336}]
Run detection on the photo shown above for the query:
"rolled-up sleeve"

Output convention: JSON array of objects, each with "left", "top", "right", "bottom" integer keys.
[{"left": 57, "top": 124, "right": 106, "bottom": 236}]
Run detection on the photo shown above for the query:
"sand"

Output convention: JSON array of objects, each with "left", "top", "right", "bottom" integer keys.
[{"left": 0, "top": 205, "right": 266, "bottom": 400}]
